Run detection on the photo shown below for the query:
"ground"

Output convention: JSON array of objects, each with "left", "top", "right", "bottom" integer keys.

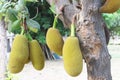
[{"left": 9, "top": 45, "right": 120, "bottom": 80}]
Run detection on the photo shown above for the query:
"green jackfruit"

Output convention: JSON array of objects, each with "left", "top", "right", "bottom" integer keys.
[
  {"left": 8, "top": 55, "right": 24, "bottom": 73},
  {"left": 29, "top": 40, "right": 45, "bottom": 70},
  {"left": 99, "top": 0, "right": 120, "bottom": 13},
  {"left": 46, "top": 28, "right": 64, "bottom": 56},
  {"left": 10, "top": 34, "right": 29, "bottom": 63},
  {"left": 8, "top": 34, "right": 29, "bottom": 73},
  {"left": 63, "top": 37, "right": 83, "bottom": 77}
]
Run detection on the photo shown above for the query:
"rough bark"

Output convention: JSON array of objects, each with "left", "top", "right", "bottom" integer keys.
[
  {"left": 47, "top": 0, "right": 112, "bottom": 80},
  {"left": 0, "top": 18, "right": 7, "bottom": 80}
]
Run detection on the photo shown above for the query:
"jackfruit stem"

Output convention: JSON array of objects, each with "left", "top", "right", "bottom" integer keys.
[
  {"left": 21, "top": 27, "right": 25, "bottom": 35},
  {"left": 70, "top": 14, "right": 76, "bottom": 37},
  {"left": 28, "top": 33, "right": 33, "bottom": 41},
  {"left": 53, "top": 14, "right": 59, "bottom": 28},
  {"left": 71, "top": 23, "right": 75, "bottom": 37}
]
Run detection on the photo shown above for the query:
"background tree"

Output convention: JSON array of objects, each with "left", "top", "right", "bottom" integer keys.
[{"left": 103, "top": 10, "right": 120, "bottom": 37}]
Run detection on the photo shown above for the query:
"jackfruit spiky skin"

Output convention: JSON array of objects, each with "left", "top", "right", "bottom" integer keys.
[
  {"left": 99, "top": 0, "right": 120, "bottom": 13},
  {"left": 10, "top": 34, "right": 29, "bottom": 63},
  {"left": 46, "top": 28, "right": 64, "bottom": 56},
  {"left": 63, "top": 37, "right": 83, "bottom": 77},
  {"left": 29, "top": 40, "right": 45, "bottom": 70},
  {"left": 8, "top": 55, "right": 24, "bottom": 73},
  {"left": 8, "top": 34, "right": 29, "bottom": 73}
]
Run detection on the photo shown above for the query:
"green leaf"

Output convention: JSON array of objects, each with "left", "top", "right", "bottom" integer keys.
[
  {"left": 27, "top": 19, "right": 40, "bottom": 29},
  {"left": 15, "top": 0, "right": 26, "bottom": 12},
  {"left": 43, "top": 23, "right": 50, "bottom": 29},
  {"left": 11, "top": 19, "right": 21, "bottom": 32},
  {"left": 25, "top": 0, "right": 38, "bottom": 2},
  {"left": 25, "top": 32, "right": 33, "bottom": 41},
  {"left": 18, "top": 0, "right": 26, "bottom": 6},
  {"left": 6, "top": 9, "right": 18, "bottom": 22},
  {"left": 28, "top": 26, "right": 38, "bottom": 33},
  {"left": 26, "top": 19, "right": 40, "bottom": 33}
]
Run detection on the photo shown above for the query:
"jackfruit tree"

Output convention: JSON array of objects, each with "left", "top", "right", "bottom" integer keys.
[
  {"left": 0, "top": 0, "right": 120, "bottom": 80},
  {"left": 46, "top": 0, "right": 120, "bottom": 80},
  {"left": 103, "top": 10, "right": 120, "bottom": 37}
]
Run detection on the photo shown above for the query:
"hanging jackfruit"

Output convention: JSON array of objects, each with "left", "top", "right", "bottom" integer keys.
[
  {"left": 8, "top": 55, "right": 24, "bottom": 73},
  {"left": 29, "top": 40, "right": 45, "bottom": 70},
  {"left": 9, "top": 34, "right": 29, "bottom": 63},
  {"left": 46, "top": 28, "right": 64, "bottom": 56},
  {"left": 8, "top": 34, "right": 29, "bottom": 73},
  {"left": 63, "top": 37, "right": 83, "bottom": 77},
  {"left": 99, "top": 0, "right": 120, "bottom": 13},
  {"left": 63, "top": 22, "right": 83, "bottom": 77}
]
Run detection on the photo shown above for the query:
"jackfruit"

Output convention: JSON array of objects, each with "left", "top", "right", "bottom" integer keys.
[
  {"left": 10, "top": 34, "right": 29, "bottom": 63},
  {"left": 99, "top": 0, "right": 120, "bottom": 13},
  {"left": 46, "top": 28, "right": 64, "bottom": 56},
  {"left": 8, "top": 55, "right": 24, "bottom": 73},
  {"left": 63, "top": 37, "right": 83, "bottom": 77},
  {"left": 29, "top": 40, "right": 45, "bottom": 70}
]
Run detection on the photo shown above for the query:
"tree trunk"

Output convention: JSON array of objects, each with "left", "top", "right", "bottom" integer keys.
[
  {"left": 0, "top": 18, "right": 7, "bottom": 80},
  {"left": 46, "top": 0, "right": 112, "bottom": 80},
  {"left": 76, "top": 0, "right": 112, "bottom": 79}
]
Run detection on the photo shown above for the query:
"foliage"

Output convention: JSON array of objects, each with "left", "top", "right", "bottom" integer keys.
[
  {"left": 0, "top": 0, "right": 40, "bottom": 35},
  {"left": 103, "top": 9, "right": 120, "bottom": 36},
  {"left": 26, "top": 0, "right": 69, "bottom": 44},
  {"left": 0, "top": 0, "right": 69, "bottom": 44}
]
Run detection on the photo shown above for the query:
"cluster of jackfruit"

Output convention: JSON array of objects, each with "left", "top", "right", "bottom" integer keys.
[
  {"left": 8, "top": 34, "right": 45, "bottom": 74},
  {"left": 46, "top": 28, "right": 64, "bottom": 56},
  {"left": 46, "top": 15, "right": 83, "bottom": 77},
  {"left": 46, "top": 22, "right": 83, "bottom": 77},
  {"left": 99, "top": 0, "right": 120, "bottom": 13}
]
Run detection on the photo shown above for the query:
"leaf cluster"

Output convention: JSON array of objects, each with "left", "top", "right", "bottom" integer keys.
[
  {"left": 0, "top": 0, "right": 69, "bottom": 44},
  {"left": 26, "top": 0, "right": 69, "bottom": 44},
  {"left": 103, "top": 9, "right": 120, "bottom": 36}
]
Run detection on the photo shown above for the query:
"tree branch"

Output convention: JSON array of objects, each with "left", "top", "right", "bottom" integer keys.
[{"left": 46, "top": 0, "right": 81, "bottom": 28}]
